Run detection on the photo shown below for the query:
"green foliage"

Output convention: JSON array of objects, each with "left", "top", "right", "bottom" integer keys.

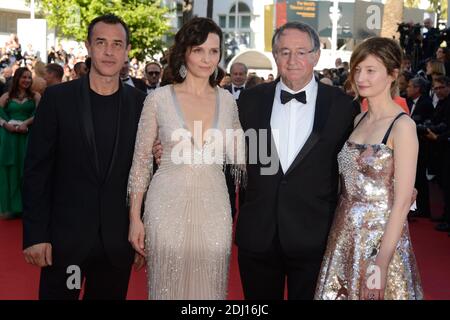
[
  {"left": 404, "top": 0, "right": 420, "bottom": 8},
  {"left": 30, "top": 0, "right": 172, "bottom": 60},
  {"left": 428, "top": 0, "right": 447, "bottom": 21}
]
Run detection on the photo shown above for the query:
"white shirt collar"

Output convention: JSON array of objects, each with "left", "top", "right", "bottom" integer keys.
[{"left": 413, "top": 96, "right": 420, "bottom": 104}]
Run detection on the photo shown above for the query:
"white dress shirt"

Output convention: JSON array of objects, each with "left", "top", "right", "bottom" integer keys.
[
  {"left": 122, "top": 77, "right": 134, "bottom": 87},
  {"left": 231, "top": 83, "right": 245, "bottom": 100},
  {"left": 270, "top": 75, "right": 318, "bottom": 173},
  {"left": 410, "top": 97, "right": 420, "bottom": 115}
]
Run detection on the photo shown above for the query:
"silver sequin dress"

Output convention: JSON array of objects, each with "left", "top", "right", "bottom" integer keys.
[
  {"left": 314, "top": 140, "right": 423, "bottom": 300},
  {"left": 127, "top": 85, "right": 245, "bottom": 300}
]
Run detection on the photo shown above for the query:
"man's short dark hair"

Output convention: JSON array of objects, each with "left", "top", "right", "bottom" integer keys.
[
  {"left": 433, "top": 75, "right": 450, "bottom": 87},
  {"left": 74, "top": 61, "right": 87, "bottom": 75},
  {"left": 87, "top": 14, "right": 130, "bottom": 45},
  {"left": 45, "top": 63, "right": 64, "bottom": 81}
]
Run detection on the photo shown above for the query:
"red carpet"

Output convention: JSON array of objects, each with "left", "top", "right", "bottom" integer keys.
[
  {"left": 0, "top": 217, "right": 449, "bottom": 300},
  {"left": 1, "top": 181, "right": 450, "bottom": 300}
]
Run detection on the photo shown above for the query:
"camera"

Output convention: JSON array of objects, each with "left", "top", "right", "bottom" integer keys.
[
  {"left": 417, "top": 119, "right": 448, "bottom": 135},
  {"left": 397, "top": 23, "right": 422, "bottom": 49}
]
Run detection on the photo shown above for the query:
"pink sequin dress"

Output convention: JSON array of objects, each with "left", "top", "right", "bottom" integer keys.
[{"left": 315, "top": 113, "right": 423, "bottom": 300}]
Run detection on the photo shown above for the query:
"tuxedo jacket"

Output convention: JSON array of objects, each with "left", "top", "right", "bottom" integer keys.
[
  {"left": 409, "top": 95, "right": 434, "bottom": 124},
  {"left": 22, "top": 75, "right": 146, "bottom": 268},
  {"left": 235, "top": 79, "right": 358, "bottom": 259},
  {"left": 130, "top": 77, "right": 147, "bottom": 93},
  {"left": 223, "top": 84, "right": 245, "bottom": 97}
]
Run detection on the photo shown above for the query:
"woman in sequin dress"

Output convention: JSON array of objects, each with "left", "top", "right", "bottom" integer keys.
[
  {"left": 127, "top": 18, "right": 245, "bottom": 299},
  {"left": 315, "top": 37, "right": 423, "bottom": 300}
]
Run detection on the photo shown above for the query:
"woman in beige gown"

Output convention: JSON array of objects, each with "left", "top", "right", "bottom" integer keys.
[{"left": 127, "top": 18, "right": 245, "bottom": 300}]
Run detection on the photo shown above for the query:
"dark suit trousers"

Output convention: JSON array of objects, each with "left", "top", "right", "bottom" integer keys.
[
  {"left": 238, "top": 232, "right": 322, "bottom": 300},
  {"left": 415, "top": 140, "right": 431, "bottom": 216},
  {"left": 225, "top": 165, "right": 246, "bottom": 220},
  {"left": 39, "top": 233, "right": 132, "bottom": 300}
]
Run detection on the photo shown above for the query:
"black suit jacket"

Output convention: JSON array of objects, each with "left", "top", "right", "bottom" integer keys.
[
  {"left": 22, "top": 75, "right": 146, "bottom": 268},
  {"left": 131, "top": 77, "right": 146, "bottom": 93},
  {"left": 223, "top": 85, "right": 232, "bottom": 94},
  {"left": 409, "top": 95, "right": 434, "bottom": 124},
  {"left": 235, "top": 80, "right": 358, "bottom": 259},
  {"left": 223, "top": 84, "right": 245, "bottom": 99}
]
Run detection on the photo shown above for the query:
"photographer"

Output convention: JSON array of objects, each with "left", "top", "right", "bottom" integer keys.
[
  {"left": 423, "top": 76, "right": 450, "bottom": 231},
  {"left": 407, "top": 77, "right": 434, "bottom": 218},
  {"left": 422, "top": 18, "right": 440, "bottom": 61},
  {"left": 398, "top": 22, "right": 423, "bottom": 71}
]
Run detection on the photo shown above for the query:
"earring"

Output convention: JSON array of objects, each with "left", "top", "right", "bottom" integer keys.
[
  {"left": 179, "top": 64, "right": 187, "bottom": 79},
  {"left": 213, "top": 67, "right": 218, "bottom": 81}
]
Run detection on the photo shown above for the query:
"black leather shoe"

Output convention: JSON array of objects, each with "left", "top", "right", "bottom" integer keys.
[
  {"left": 409, "top": 210, "right": 430, "bottom": 218},
  {"left": 431, "top": 216, "right": 445, "bottom": 222},
  {"left": 435, "top": 222, "right": 450, "bottom": 232}
]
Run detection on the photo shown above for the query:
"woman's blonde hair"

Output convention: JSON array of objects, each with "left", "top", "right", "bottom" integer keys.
[
  {"left": 349, "top": 37, "right": 403, "bottom": 99},
  {"left": 33, "top": 60, "right": 46, "bottom": 78},
  {"left": 427, "top": 59, "right": 445, "bottom": 76}
]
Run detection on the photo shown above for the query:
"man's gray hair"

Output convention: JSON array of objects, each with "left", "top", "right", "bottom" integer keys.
[
  {"left": 410, "top": 77, "right": 428, "bottom": 95},
  {"left": 272, "top": 21, "right": 321, "bottom": 55}
]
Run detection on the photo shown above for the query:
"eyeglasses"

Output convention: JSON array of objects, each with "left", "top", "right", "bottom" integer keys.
[
  {"left": 147, "top": 71, "right": 160, "bottom": 76},
  {"left": 276, "top": 48, "right": 315, "bottom": 60}
]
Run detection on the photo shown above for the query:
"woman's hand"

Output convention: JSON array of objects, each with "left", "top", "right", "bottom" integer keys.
[
  {"left": 17, "top": 123, "right": 29, "bottom": 134},
  {"left": 152, "top": 139, "right": 163, "bottom": 166},
  {"left": 3, "top": 123, "right": 18, "bottom": 133},
  {"left": 128, "top": 218, "right": 146, "bottom": 257},
  {"left": 360, "top": 262, "right": 387, "bottom": 300},
  {"left": 425, "top": 128, "right": 438, "bottom": 141}
]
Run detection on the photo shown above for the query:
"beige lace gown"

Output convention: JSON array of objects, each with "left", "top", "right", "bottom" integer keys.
[{"left": 127, "top": 85, "right": 245, "bottom": 300}]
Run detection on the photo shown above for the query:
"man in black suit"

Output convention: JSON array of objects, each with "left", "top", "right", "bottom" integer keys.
[
  {"left": 406, "top": 77, "right": 434, "bottom": 218},
  {"left": 143, "top": 61, "right": 162, "bottom": 94},
  {"left": 224, "top": 62, "right": 249, "bottom": 219},
  {"left": 235, "top": 22, "right": 357, "bottom": 300},
  {"left": 224, "top": 62, "right": 248, "bottom": 100},
  {"left": 22, "top": 14, "right": 146, "bottom": 300},
  {"left": 120, "top": 59, "right": 146, "bottom": 93}
]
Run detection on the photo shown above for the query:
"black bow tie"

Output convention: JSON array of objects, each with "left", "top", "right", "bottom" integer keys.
[
  {"left": 147, "top": 85, "right": 156, "bottom": 90},
  {"left": 234, "top": 87, "right": 244, "bottom": 92},
  {"left": 280, "top": 90, "right": 307, "bottom": 104},
  {"left": 122, "top": 77, "right": 130, "bottom": 82}
]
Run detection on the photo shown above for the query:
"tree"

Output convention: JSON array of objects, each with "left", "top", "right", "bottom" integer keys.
[
  {"left": 381, "top": 0, "right": 404, "bottom": 39},
  {"left": 29, "top": 0, "right": 171, "bottom": 61},
  {"left": 428, "top": 0, "right": 447, "bottom": 22},
  {"left": 404, "top": 0, "right": 420, "bottom": 8}
]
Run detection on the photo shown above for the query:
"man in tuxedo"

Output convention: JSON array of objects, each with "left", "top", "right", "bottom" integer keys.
[
  {"left": 224, "top": 62, "right": 249, "bottom": 219},
  {"left": 235, "top": 22, "right": 357, "bottom": 300},
  {"left": 224, "top": 62, "right": 248, "bottom": 100},
  {"left": 120, "top": 59, "right": 146, "bottom": 93},
  {"left": 22, "top": 14, "right": 146, "bottom": 300},
  {"left": 406, "top": 77, "right": 434, "bottom": 218},
  {"left": 144, "top": 61, "right": 162, "bottom": 94},
  {"left": 425, "top": 76, "right": 450, "bottom": 231}
]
